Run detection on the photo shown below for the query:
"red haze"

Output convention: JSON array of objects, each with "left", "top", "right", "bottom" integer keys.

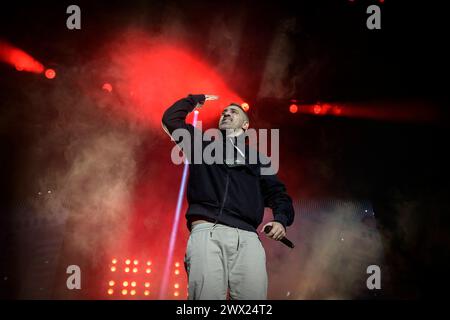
[
  {"left": 97, "top": 31, "right": 243, "bottom": 128},
  {"left": 0, "top": 40, "right": 44, "bottom": 73}
]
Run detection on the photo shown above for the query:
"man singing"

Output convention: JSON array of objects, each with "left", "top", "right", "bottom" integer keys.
[{"left": 162, "top": 94, "right": 295, "bottom": 300}]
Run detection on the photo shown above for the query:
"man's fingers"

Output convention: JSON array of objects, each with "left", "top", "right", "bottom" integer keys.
[
  {"left": 263, "top": 223, "right": 287, "bottom": 241},
  {"left": 275, "top": 228, "right": 287, "bottom": 241},
  {"left": 262, "top": 223, "right": 273, "bottom": 235},
  {"left": 205, "top": 94, "right": 219, "bottom": 101},
  {"left": 268, "top": 229, "right": 276, "bottom": 237},
  {"left": 269, "top": 227, "right": 282, "bottom": 240},
  {"left": 262, "top": 222, "right": 287, "bottom": 241},
  {"left": 274, "top": 230, "right": 284, "bottom": 240}
]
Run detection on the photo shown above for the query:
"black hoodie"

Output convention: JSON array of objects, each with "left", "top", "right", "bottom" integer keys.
[{"left": 162, "top": 94, "right": 295, "bottom": 233}]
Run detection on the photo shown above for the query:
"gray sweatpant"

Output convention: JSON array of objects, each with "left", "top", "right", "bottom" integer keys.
[{"left": 184, "top": 222, "right": 268, "bottom": 300}]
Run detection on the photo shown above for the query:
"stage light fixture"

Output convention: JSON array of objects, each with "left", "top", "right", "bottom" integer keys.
[
  {"left": 102, "top": 83, "right": 113, "bottom": 93},
  {"left": 289, "top": 104, "right": 298, "bottom": 113},
  {"left": 313, "top": 104, "right": 322, "bottom": 115},
  {"left": 45, "top": 68, "right": 56, "bottom": 79}
]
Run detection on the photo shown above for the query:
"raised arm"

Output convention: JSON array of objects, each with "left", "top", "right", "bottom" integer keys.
[
  {"left": 162, "top": 94, "right": 219, "bottom": 135},
  {"left": 161, "top": 94, "right": 206, "bottom": 136}
]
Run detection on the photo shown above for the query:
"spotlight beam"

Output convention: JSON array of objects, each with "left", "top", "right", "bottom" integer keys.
[{"left": 159, "top": 110, "right": 199, "bottom": 299}]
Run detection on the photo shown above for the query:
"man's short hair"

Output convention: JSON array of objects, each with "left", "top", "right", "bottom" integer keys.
[{"left": 227, "top": 103, "right": 249, "bottom": 122}]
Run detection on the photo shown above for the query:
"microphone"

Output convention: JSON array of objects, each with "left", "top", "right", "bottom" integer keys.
[{"left": 264, "top": 225, "right": 295, "bottom": 248}]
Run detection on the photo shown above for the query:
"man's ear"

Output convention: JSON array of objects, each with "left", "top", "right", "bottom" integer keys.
[{"left": 242, "top": 121, "right": 249, "bottom": 131}]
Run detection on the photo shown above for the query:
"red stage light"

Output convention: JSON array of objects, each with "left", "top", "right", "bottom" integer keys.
[
  {"left": 133, "top": 260, "right": 139, "bottom": 265},
  {"left": 333, "top": 106, "right": 342, "bottom": 115},
  {"left": 125, "top": 267, "right": 130, "bottom": 273},
  {"left": 146, "top": 268, "right": 151, "bottom": 274},
  {"left": 125, "top": 259, "right": 131, "bottom": 265},
  {"left": 322, "top": 103, "right": 332, "bottom": 113},
  {"left": 289, "top": 104, "right": 298, "bottom": 113},
  {"left": 123, "top": 281, "right": 129, "bottom": 287},
  {"left": 102, "top": 83, "right": 113, "bottom": 93},
  {"left": 111, "top": 258, "right": 117, "bottom": 264},
  {"left": 174, "top": 269, "right": 180, "bottom": 275},
  {"left": 121, "top": 289, "right": 128, "bottom": 295},
  {"left": 174, "top": 291, "right": 179, "bottom": 297},
  {"left": 144, "top": 282, "right": 150, "bottom": 288},
  {"left": 45, "top": 68, "right": 56, "bottom": 79},
  {"left": 107, "top": 289, "right": 114, "bottom": 295},
  {"left": 132, "top": 267, "right": 138, "bottom": 273},
  {"left": 144, "top": 290, "right": 150, "bottom": 296},
  {"left": 175, "top": 262, "right": 180, "bottom": 267},
  {"left": 0, "top": 41, "right": 44, "bottom": 73},
  {"left": 241, "top": 103, "right": 250, "bottom": 112},
  {"left": 146, "top": 261, "right": 152, "bottom": 266},
  {"left": 174, "top": 283, "right": 179, "bottom": 289},
  {"left": 313, "top": 104, "right": 322, "bottom": 115},
  {"left": 110, "top": 266, "right": 116, "bottom": 272},
  {"left": 130, "top": 290, "right": 136, "bottom": 296},
  {"left": 109, "top": 280, "right": 115, "bottom": 286},
  {"left": 131, "top": 281, "right": 136, "bottom": 287}
]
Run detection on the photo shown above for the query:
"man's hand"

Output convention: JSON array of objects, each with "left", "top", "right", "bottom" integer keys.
[
  {"left": 261, "top": 221, "right": 286, "bottom": 241},
  {"left": 205, "top": 94, "right": 219, "bottom": 101},
  {"left": 195, "top": 95, "right": 219, "bottom": 108}
]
